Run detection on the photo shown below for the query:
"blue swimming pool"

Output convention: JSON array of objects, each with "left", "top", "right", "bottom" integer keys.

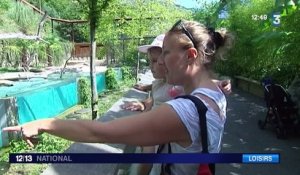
[
  {"left": 0, "top": 68, "right": 122, "bottom": 147},
  {"left": 0, "top": 78, "right": 79, "bottom": 147}
]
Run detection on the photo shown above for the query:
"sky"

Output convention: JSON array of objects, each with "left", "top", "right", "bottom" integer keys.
[{"left": 175, "top": 0, "right": 217, "bottom": 9}]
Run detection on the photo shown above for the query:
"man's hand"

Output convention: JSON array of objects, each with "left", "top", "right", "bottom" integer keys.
[
  {"left": 121, "top": 101, "right": 145, "bottom": 111},
  {"left": 133, "top": 84, "right": 151, "bottom": 92},
  {"left": 219, "top": 79, "right": 232, "bottom": 95}
]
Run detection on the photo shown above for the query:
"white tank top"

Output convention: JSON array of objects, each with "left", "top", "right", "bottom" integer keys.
[{"left": 150, "top": 87, "right": 227, "bottom": 175}]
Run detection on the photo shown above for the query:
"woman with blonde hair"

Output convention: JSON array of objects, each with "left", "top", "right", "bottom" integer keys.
[{"left": 3, "top": 20, "right": 233, "bottom": 175}]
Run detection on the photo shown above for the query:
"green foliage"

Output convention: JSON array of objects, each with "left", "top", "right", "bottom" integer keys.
[
  {"left": 98, "top": 90, "right": 123, "bottom": 116},
  {"left": 0, "top": 67, "right": 18, "bottom": 73},
  {"left": 0, "top": 134, "right": 71, "bottom": 162},
  {"left": 0, "top": 0, "right": 10, "bottom": 12},
  {"left": 34, "top": 134, "right": 71, "bottom": 152},
  {"left": 105, "top": 68, "right": 119, "bottom": 90},
  {"left": 0, "top": 0, "right": 25, "bottom": 33},
  {"left": 118, "top": 39, "right": 139, "bottom": 66},
  {"left": 121, "top": 66, "right": 133, "bottom": 81},
  {"left": 26, "top": 0, "right": 88, "bottom": 42},
  {"left": 2, "top": 0, "right": 192, "bottom": 68},
  {"left": 213, "top": 0, "right": 299, "bottom": 87},
  {"left": 193, "top": 0, "right": 226, "bottom": 27},
  {"left": 7, "top": 1, "right": 41, "bottom": 35},
  {"left": 96, "top": 0, "right": 191, "bottom": 66},
  {"left": 78, "top": 78, "right": 91, "bottom": 108},
  {"left": 98, "top": 78, "right": 135, "bottom": 116},
  {"left": 0, "top": 1, "right": 73, "bottom": 68},
  {"left": 96, "top": 46, "right": 107, "bottom": 60},
  {"left": 0, "top": 34, "right": 72, "bottom": 68},
  {"left": 45, "top": 33, "right": 74, "bottom": 65}
]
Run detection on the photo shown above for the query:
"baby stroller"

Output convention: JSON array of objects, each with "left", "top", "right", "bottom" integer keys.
[{"left": 258, "top": 80, "right": 298, "bottom": 139}]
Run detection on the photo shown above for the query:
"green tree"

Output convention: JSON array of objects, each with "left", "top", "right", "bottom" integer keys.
[
  {"left": 27, "top": 0, "right": 88, "bottom": 42},
  {"left": 214, "top": 0, "right": 299, "bottom": 86},
  {"left": 76, "top": 0, "right": 112, "bottom": 120},
  {"left": 194, "top": 0, "right": 228, "bottom": 27},
  {"left": 95, "top": 0, "right": 191, "bottom": 73},
  {"left": 0, "top": 0, "right": 71, "bottom": 68}
]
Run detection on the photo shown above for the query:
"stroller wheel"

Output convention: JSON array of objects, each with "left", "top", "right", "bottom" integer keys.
[
  {"left": 258, "top": 120, "right": 265, "bottom": 130},
  {"left": 276, "top": 127, "right": 287, "bottom": 139}
]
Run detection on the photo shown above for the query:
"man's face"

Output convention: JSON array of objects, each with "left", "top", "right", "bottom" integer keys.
[{"left": 148, "top": 47, "right": 165, "bottom": 79}]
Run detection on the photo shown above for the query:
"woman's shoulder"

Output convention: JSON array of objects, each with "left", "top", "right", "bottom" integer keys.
[{"left": 191, "top": 87, "right": 224, "bottom": 99}]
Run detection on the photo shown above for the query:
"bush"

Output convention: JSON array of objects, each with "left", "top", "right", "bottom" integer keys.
[
  {"left": 121, "top": 66, "right": 134, "bottom": 81},
  {"left": 78, "top": 78, "right": 91, "bottom": 108},
  {"left": 105, "top": 68, "right": 119, "bottom": 90}
]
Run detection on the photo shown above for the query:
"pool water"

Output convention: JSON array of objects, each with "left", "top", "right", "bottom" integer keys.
[
  {"left": 0, "top": 68, "right": 122, "bottom": 147},
  {"left": 0, "top": 72, "right": 85, "bottom": 98}
]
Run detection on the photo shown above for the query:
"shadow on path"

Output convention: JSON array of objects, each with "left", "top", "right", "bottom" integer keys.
[{"left": 217, "top": 89, "right": 300, "bottom": 175}]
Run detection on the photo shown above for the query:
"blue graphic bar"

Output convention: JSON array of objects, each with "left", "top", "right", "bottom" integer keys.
[
  {"left": 242, "top": 154, "right": 279, "bottom": 164},
  {"left": 9, "top": 153, "right": 279, "bottom": 164}
]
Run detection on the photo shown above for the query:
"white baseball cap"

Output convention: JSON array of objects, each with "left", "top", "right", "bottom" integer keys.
[{"left": 138, "top": 34, "right": 165, "bottom": 53}]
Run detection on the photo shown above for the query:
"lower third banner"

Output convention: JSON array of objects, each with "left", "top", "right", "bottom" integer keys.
[{"left": 9, "top": 153, "right": 280, "bottom": 164}]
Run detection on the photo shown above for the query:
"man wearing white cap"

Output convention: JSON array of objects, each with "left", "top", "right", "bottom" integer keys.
[
  {"left": 138, "top": 34, "right": 165, "bottom": 53},
  {"left": 121, "top": 34, "right": 184, "bottom": 112},
  {"left": 133, "top": 34, "right": 166, "bottom": 92}
]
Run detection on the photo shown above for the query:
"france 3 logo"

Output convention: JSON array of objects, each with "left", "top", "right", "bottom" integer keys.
[{"left": 272, "top": 12, "right": 281, "bottom": 27}]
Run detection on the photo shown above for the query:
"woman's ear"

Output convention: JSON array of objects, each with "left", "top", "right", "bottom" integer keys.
[{"left": 187, "top": 48, "right": 198, "bottom": 64}]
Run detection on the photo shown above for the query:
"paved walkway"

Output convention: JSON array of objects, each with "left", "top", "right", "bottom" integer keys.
[{"left": 218, "top": 88, "right": 300, "bottom": 175}]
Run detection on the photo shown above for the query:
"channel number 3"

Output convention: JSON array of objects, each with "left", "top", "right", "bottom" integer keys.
[{"left": 272, "top": 13, "right": 281, "bottom": 26}]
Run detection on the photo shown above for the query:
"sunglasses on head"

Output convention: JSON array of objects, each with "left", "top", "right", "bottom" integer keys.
[{"left": 171, "top": 20, "right": 197, "bottom": 48}]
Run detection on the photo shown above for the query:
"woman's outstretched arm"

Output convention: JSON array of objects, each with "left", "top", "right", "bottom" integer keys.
[{"left": 3, "top": 104, "right": 190, "bottom": 147}]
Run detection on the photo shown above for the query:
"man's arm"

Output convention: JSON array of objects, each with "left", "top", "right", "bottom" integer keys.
[
  {"left": 133, "top": 84, "right": 152, "bottom": 92},
  {"left": 213, "top": 79, "right": 232, "bottom": 95}
]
